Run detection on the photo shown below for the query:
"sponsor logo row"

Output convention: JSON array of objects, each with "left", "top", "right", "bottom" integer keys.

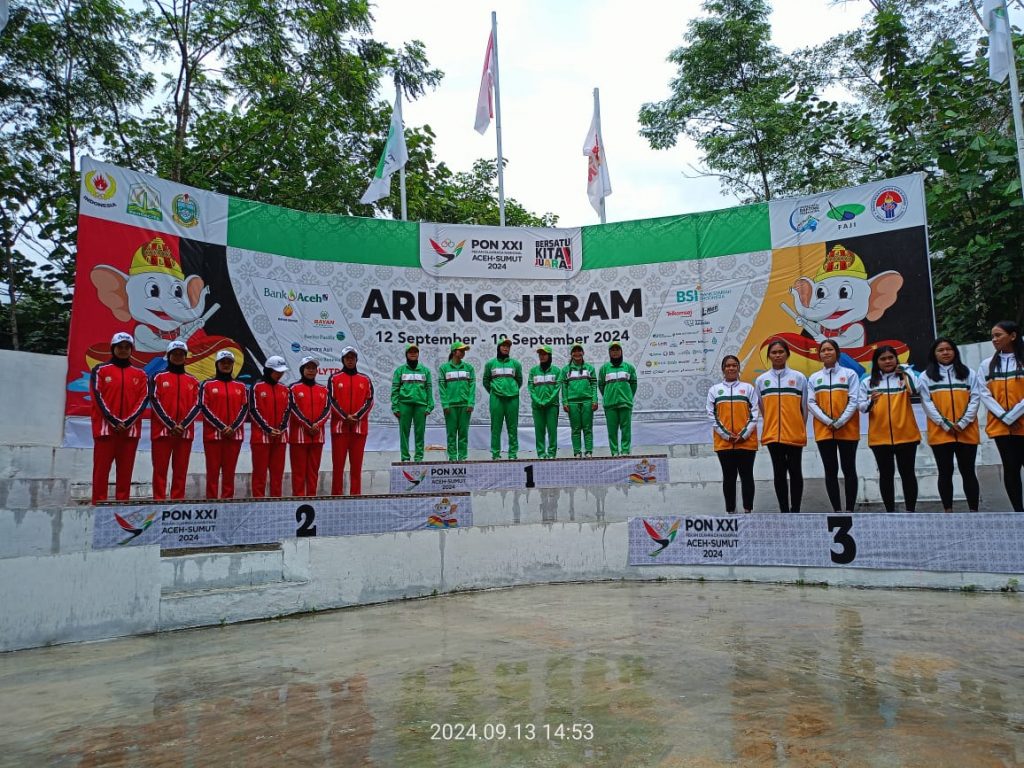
[
  {"left": 787, "top": 184, "right": 909, "bottom": 234},
  {"left": 83, "top": 170, "right": 199, "bottom": 228}
]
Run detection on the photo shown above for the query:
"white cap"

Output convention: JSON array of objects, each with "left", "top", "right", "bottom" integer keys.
[
  {"left": 166, "top": 340, "right": 188, "bottom": 355},
  {"left": 341, "top": 346, "right": 358, "bottom": 358},
  {"left": 299, "top": 355, "right": 319, "bottom": 368},
  {"left": 264, "top": 355, "right": 289, "bottom": 372},
  {"left": 215, "top": 350, "right": 236, "bottom": 363},
  {"left": 111, "top": 332, "right": 135, "bottom": 346}
]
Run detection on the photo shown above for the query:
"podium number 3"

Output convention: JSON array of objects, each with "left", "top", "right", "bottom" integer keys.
[{"left": 827, "top": 515, "right": 856, "bottom": 564}]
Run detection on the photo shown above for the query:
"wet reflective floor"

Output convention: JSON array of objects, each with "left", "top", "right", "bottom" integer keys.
[{"left": 1, "top": 581, "right": 1022, "bottom": 767}]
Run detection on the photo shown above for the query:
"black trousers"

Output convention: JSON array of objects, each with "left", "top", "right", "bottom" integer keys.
[
  {"left": 766, "top": 443, "right": 803, "bottom": 513},
  {"left": 870, "top": 443, "right": 918, "bottom": 512},
  {"left": 716, "top": 448, "right": 756, "bottom": 512},
  {"left": 818, "top": 439, "right": 859, "bottom": 512},
  {"left": 930, "top": 442, "right": 980, "bottom": 511},
  {"left": 993, "top": 435, "right": 1024, "bottom": 512}
]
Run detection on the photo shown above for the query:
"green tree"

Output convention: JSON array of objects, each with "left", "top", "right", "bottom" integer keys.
[{"left": 638, "top": 0, "right": 808, "bottom": 202}]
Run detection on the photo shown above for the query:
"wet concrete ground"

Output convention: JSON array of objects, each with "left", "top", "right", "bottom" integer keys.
[{"left": 0, "top": 581, "right": 1021, "bottom": 767}]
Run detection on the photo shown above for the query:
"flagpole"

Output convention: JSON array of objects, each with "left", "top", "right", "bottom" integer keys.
[
  {"left": 395, "top": 77, "right": 408, "bottom": 221},
  {"left": 1004, "top": 16, "right": 1024, "bottom": 205},
  {"left": 491, "top": 11, "right": 506, "bottom": 227},
  {"left": 593, "top": 88, "right": 607, "bottom": 224}
]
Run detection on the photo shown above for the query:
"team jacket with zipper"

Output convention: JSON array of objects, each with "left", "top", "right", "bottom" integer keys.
[
  {"left": 149, "top": 370, "right": 202, "bottom": 440},
  {"left": 754, "top": 367, "right": 809, "bottom": 447},
  {"left": 199, "top": 379, "right": 248, "bottom": 442},
  {"left": 288, "top": 381, "right": 330, "bottom": 444},
  {"left": 859, "top": 367, "right": 921, "bottom": 447},
  {"left": 918, "top": 365, "right": 981, "bottom": 446},
  {"left": 90, "top": 362, "right": 149, "bottom": 439},
  {"left": 808, "top": 365, "right": 861, "bottom": 442},
  {"left": 249, "top": 380, "right": 290, "bottom": 444},
  {"left": 327, "top": 372, "right": 374, "bottom": 435},
  {"left": 706, "top": 380, "right": 759, "bottom": 451},
  {"left": 978, "top": 353, "right": 1024, "bottom": 438}
]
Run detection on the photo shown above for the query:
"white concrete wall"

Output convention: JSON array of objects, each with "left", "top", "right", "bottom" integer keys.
[{"left": 0, "top": 349, "right": 67, "bottom": 447}]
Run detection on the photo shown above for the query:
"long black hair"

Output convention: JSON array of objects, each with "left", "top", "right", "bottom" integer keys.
[
  {"left": 869, "top": 344, "right": 900, "bottom": 387},
  {"left": 989, "top": 321, "right": 1024, "bottom": 378},
  {"left": 925, "top": 337, "right": 969, "bottom": 382}
]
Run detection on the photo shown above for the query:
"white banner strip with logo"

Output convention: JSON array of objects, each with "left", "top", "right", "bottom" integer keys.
[
  {"left": 92, "top": 493, "right": 471, "bottom": 549},
  {"left": 79, "top": 157, "right": 228, "bottom": 246},
  {"left": 629, "top": 514, "right": 1024, "bottom": 574},
  {"left": 419, "top": 223, "right": 582, "bottom": 279},
  {"left": 768, "top": 172, "right": 926, "bottom": 249},
  {"left": 390, "top": 455, "right": 668, "bottom": 493}
]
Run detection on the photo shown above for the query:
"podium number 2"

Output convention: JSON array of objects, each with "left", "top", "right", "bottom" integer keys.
[
  {"left": 827, "top": 515, "right": 856, "bottom": 564},
  {"left": 296, "top": 504, "right": 317, "bottom": 537},
  {"left": 523, "top": 465, "right": 535, "bottom": 488}
]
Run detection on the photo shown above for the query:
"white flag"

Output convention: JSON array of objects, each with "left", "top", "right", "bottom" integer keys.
[
  {"left": 0, "top": 0, "right": 9, "bottom": 32},
  {"left": 474, "top": 31, "right": 496, "bottom": 134},
  {"left": 583, "top": 111, "right": 612, "bottom": 217},
  {"left": 360, "top": 93, "right": 408, "bottom": 205},
  {"left": 984, "top": 0, "right": 1013, "bottom": 83}
]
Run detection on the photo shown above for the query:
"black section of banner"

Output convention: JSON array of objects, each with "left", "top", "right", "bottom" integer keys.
[{"left": 178, "top": 238, "right": 265, "bottom": 379}]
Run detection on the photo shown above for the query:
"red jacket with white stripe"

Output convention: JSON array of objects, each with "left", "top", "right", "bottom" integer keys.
[
  {"left": 327, "top": 371, "right": 374, "bottom": 435},
  {"left": 249, "top": 380, "right": 290, "bottom": 444},
  {"left": 149, "top": 370, "right": 202, "bottom": 440},
  {"left": 288, "top": 381, "right": 330, "bottom": 444},
  {"left": 199, "top": 379, "right": 248, "bottom": 442},
  {"left": 89, "top": 362, "right": 148, "bottom": 439}
]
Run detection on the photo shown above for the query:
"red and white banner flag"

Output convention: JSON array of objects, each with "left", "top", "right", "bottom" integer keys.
[
  {"left": 474, "top": 31, "right": 496, "bottom": 134},
  {"left": 583, "top": 110, "right": 612, "bottom": 216}
]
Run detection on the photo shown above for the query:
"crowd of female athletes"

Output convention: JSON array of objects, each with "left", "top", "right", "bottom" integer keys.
[
  {"left": 707, "top": 321, "right": 1024, "bottom": 514},
  {"left": 89, "top": 320, "right": 1024, "bottom": 513}
]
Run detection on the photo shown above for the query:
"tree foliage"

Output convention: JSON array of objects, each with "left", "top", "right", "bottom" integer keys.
[{"left": 641, "top": 0, "right": 1024, "bottom": 337}]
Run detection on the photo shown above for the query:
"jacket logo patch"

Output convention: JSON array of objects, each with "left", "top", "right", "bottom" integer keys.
[{"left": 104, "top": 376, "right": 112, "bottom": 383}]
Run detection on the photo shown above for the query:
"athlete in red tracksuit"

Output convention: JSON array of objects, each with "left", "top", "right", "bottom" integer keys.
[
  {"left": 289, "top": 355, "right": 330, "bottom": 497},
  {"left": 90, "top": 332, "right": 149, "bottom": 503},
  {"left": 327, "top": 346, "right": 375, "bottom": 495},
  {"left": 149, "top": 340, "right": 202, "bottom": 500},
  {"left": 200, "top": 350, "right": 248, "bottom": 499},
  {"left": 249, "top": 355, "right": 291, "bottom": 498}
]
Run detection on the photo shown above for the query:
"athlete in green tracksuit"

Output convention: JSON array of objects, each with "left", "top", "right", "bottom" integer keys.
[
  {"left": 561, "top": 343, "right": 598, "bottom": 457},
  {"left": 598, "top": 341, "right": 638, "bottom": 456},
  {"left": 528, "top": 345, "right": 561, "bottom": 459},
  {"left": 438, "top": 341, "right": 475, "bottom": 461},
  {"left": 391, "top": 343, "right": 434, "bottom": 461},
  {"left": 482, "top": 336, "right": 523, "bottom": 459}
]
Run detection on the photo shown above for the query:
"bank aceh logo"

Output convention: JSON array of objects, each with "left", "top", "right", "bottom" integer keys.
[{"left": 429, "top": 239, "right": 465, "bottom": 269}]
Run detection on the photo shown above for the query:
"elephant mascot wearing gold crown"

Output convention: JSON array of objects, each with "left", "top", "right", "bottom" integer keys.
[{"left": 86, "top": 236, "right": 241, "bottom": 379}]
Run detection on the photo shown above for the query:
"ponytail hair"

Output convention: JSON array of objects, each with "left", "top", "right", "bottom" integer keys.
[
  {"left": 990, "top": 321, "right": 1024, "bottom": 379},
  {"left": 869, "top": 344, "right": 900, "bottom": 387},
  {"left": 721, "top": 354, "right": 741, "bottom": 371},
  {"left": 925, "top": 337, "right": 969, "bottom": 382}
]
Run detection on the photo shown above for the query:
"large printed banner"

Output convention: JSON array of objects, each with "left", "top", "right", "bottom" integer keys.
[
  {"left": 92, "top": 493, "right": 471, "bottom": 549},
  {"left": 628, "top": 515, "right": 1024, "bottom": 574},
  {"left": 390, "top": 455, "right": 667, "bottom": 493},
  {"left": 67, "top": 159, "right": 933, "bottom": 447}
]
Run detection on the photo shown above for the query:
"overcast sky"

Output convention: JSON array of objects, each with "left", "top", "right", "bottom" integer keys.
[{"left": 370, "top": 0, "right": 879, "bottom": 226}]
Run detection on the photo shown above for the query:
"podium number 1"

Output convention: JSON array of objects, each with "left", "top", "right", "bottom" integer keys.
[{"left": 523, "top": 465, "right": 535, "bottom": 488}]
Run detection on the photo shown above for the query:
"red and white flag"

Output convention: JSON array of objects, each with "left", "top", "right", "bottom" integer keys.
[
  {"left": 583, "top": 110, "right": 612, "bottom": 217},
  {"left": 474, "top": 31, "right": 496, "bottom": 134}
]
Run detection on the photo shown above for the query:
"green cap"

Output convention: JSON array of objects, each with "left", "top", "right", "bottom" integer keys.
[
  {"left": 450, "top": 341, "right": 470, "bottom": 352},
  {"left": 536, "top": 345, "right": 553, "bottom": 355},
  {"left": 405, "top": 343, "right": 419, "bottom": 352},
  {"left": 608, "top": 341, "right": 622, "bottom": 350},
  {"left": 570, "top": 343, "right": 584, "bottom": 352},
  {"left": 497, "top": 335, "right": 513, "bottom": 346}
]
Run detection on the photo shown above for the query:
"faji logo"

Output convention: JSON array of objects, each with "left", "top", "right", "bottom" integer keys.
[
  {"left": 534, "top": 238, "right": 574, "bottom": 271},
  {"left": 84, "top": 171, "right": 117, "bottom": 208}
]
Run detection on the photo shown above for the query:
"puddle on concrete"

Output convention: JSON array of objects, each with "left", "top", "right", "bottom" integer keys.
[{"left": 0, "top": 581, "right": 1021, "bottom": 767}]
